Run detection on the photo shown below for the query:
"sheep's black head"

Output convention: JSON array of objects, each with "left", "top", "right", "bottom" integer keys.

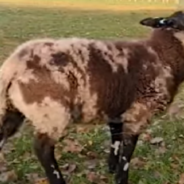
[{"left": 140, "top": 11, "right": 184, "bottom": 31}]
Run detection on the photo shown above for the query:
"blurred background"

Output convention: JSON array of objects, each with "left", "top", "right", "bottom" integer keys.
[{"left": 0, "top": 1, "right": 184, "bottom": 184}]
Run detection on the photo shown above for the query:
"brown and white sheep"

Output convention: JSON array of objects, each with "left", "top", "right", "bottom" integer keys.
[{"left": 0, "top": 10, "right": 184, "bottom": 184}]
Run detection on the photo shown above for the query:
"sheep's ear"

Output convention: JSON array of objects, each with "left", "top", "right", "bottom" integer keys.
[{"left": 139, "top": 17, "right": 168, "bottom": 28}]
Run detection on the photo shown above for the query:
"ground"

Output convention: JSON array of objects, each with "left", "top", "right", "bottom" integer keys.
[{"left": 0, "top": 3, "right": 184, "bottom": 184}]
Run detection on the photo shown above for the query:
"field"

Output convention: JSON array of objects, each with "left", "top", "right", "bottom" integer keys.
[{"left": 0, "top": 2, "right": 184, "bottom": 184}]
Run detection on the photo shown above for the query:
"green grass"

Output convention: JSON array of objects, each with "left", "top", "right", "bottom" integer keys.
[
  {"left": 0, "top": 6, "right": 171, "bottom": 60},
  {"left": 0, "top": 5, "right": 184, "bottom": 184}
]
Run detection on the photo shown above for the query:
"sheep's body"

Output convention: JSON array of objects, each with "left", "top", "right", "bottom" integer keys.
[
  {"left": 0, "top": 34, "right": 176, "bottom": 138},
  {"left": 1, "top": 12, "right": 184, "bottom": 184}
]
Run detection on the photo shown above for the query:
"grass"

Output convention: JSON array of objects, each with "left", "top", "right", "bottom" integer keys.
[{"left": 0, "top": 4, "right": 184, "bottom": 184}]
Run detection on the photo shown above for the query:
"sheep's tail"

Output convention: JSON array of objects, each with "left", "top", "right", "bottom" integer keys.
[{"left": 0, "top": 47, "right": 20, "bottom": 127}]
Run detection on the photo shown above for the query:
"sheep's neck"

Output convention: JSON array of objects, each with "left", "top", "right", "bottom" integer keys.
[{"left": 150, "top": 29, "right": 184, "bottom": 87}]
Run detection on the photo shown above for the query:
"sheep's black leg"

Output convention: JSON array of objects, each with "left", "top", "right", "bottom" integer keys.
[
  {"left": 34, "top": 133, "right": 66, "bottom": 184},
  {"left": 115, "top": 134, "right": 139, "bottom": 184},
  {"left": 108, "top": 122, "right": 123, "bottom": 173},
  {"left": 0, "top": 110, "right": 24, "bottom": 150}
]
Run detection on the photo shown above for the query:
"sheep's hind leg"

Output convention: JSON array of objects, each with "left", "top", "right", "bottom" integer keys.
[
  {"left": 115, "top": 134, "right": 139, "bottom": 184},
  {"left": 34, "top": 133, "right": 66, "bottom": 184},
  {"left": 108, "top": 122, "right": 122, "bottom": 173},
  {"left": 0, "top": 110, "right": 25, "bottom": 150}
]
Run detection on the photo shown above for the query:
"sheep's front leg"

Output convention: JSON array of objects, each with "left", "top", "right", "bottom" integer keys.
[
  {"left": 115, "top": 102, "right": 149, "bottom": 184},
  {"left": 34, "top": 133, "right": 66, "bottom": 184},
  {"left": 115, "top": 134, "right": 139, "bottom": 184},
  {"left": 116, "top": 135, "right": 138, "bottom": 184},
  {"left": 108, "top": 122, "right": 122, "bottom": 173}
]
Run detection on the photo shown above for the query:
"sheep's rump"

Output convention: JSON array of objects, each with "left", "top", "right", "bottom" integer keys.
[{"left": 0, "top": 37, "right": 162, "bottom": 138}]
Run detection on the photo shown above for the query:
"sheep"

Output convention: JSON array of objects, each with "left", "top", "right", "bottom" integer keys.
[{"left": 0, "top": 10, "right": 184, "bottom": 184}]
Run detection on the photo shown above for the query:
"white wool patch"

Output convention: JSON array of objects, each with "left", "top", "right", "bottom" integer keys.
[
  {"left": 122, "top": 156, "right": 127, "bottom": 161},
  {"left": 123, "top": 162, "right": 129, "bottom": 171},
  {"left": 51, "top": 165, "right": 60, "bottom": 179},
  {"left": 111, "top": 141, "right": 121, "bottom": 156}
]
